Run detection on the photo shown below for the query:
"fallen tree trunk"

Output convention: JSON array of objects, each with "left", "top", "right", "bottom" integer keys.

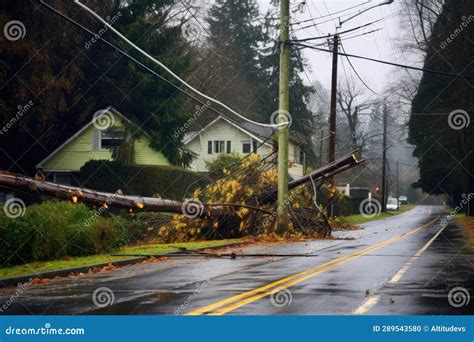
[
  {"left": 0, "top": 152, "right": 364, "bottom": 218},
  {"left": 0, "top": 172, "right": 229, "bottom": 218},
  {"left": 259, "top": 152, "right": 364, "bottom": 204}
]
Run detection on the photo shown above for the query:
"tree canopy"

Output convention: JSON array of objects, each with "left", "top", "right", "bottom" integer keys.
[{"left": 408, "top": 0, "right": 474, "bottom": 212}]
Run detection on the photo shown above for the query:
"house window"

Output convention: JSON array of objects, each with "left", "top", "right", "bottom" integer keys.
[
  {"left": 208, "top": 140, "right": 231, "bottom": 154},
  {"left": 242, "top": 141, "right": 251, "bottom": 154},
  {"left": 100, "top": 131, "right": 125, "bottom": 150},
  {"left": 214, "top": 140, "right": 225, "bottom": 153},
  {"left": 252, "top": 141, "right": 258, "bottom": 153}
]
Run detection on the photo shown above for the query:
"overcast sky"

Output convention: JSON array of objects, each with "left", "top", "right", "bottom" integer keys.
[{"left": 259, "top": 0, "right": 420, "bottom": 98}]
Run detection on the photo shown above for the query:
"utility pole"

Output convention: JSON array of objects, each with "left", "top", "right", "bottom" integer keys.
[
  {"left": 276, "top": 0, "right": 290, "bottom": 234},
  {"left": 381, "top": 102, "right": 388, "bottom": 212},
  {"left": 326, "top": 33, "right": 339, "bottom": 216},
  {"left": 328, "top": 33, "right": 339, "bottom": 172},
  {"left": 396, "top": 160, "right": 400, "bottom": 211},
  {"left": 319, "top": 129, "right": 324, "bottom": 165}
]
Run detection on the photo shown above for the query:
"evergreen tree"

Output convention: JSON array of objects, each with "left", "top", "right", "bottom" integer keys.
[
  {"left": 409, "top": 0, "right": 474, "bottom": 214},
  {"left": 260, "top": 9, "right": 316, "bottom": 163},
  {"left": 203, "top": 0, "right": 268, "bottom": 121},
  {"left": 84, "top": 0, "right": 193, "bottom": 165},
  {"left": 0, "top": 0, "right": 193, "bottom": 172}
]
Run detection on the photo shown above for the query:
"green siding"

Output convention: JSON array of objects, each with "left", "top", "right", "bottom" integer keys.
[
  {"left": 133, "top": 138, "right": 170, "bottom": 166},
  {"left": 41, "top": 112, "right": 170, "bottom": 172}
]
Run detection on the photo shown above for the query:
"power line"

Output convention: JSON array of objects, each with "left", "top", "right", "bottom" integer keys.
[
  {"left": 302, "top": 1, "right": 325, "bottom": 36},
  {"left": 290, "top": 17, "right": 386, "bottom": 42},
  {"left": 339, "top": 28, "right": 383, "bottom": 41},
  {"left": 291, "top": 42, "right": 474, "bottom": 80},
  {"left": 292, "top": 16, "right": 340, "bottom": 32},
  {"left": 72, "top": 0, "right": 286, "bottom": 129},
  {"left": 340, "top": 41, "right": 380, "bottom": 96},
  {"left": 38, "top": 1, "right": 264, "bottom": 135},
  {"left": 290, "top": 1, "right": 371, "bottom": 26}
]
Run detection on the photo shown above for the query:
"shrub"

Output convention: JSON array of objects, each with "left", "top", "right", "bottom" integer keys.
[
  {"left": 0, "top": 214, "right": 35, "bottom": 266},
  {"left": 205, "top": 153, "right": 242, "bottom": 176},
  {"left": 65, "top": 217, "right": 128, "bottom": 257},
  {"left": 80, "top": 160, "right": 207, "bottom": 200},
  {"left": 0, "top": 201, "right": 132, "bottom": 266}
]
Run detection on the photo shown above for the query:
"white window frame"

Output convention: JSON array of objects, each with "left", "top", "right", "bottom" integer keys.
[
  {"left": 99, "top": 131, "right": 125, "bottom": 151},
  {"left": 242, "top": 141, "right": 251, "bottom": 154}
]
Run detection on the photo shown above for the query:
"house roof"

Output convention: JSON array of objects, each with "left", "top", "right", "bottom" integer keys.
[
  {"left": 183, "top": 116, "right": 273, "bottom": 147},
  {"left": 36, "top": 106, "right": 151, "bottom": 169},
  {"left": 183, "top": 115, "right": 306, "bottom": 146}
]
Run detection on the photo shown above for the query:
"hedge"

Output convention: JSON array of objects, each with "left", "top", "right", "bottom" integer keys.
[
  {"left": 0, "top": 201, "right": 133, "bottom": 266},
  {"left": 80, "top": 160, "right": 206, "bottom": 200}
]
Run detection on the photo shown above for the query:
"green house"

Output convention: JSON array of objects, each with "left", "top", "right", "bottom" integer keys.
[{"left": 36, "top": 106, "right": 171, "bottom": 185}]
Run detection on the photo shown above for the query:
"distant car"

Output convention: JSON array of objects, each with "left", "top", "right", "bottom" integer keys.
[
  {"left": 398, "top": 196, "right": 408, "bottom": 205},
  {"left": 386, "top": 198, "right": 399, "bottom": 211}
]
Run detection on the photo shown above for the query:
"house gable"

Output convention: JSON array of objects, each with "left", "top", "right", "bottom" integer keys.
[
  {"left": 37, "top": 107, "right": 170, "bottom": 172},
  {"left": 183, "top": 115, "right": 305, "bottom": 178},
  {"left": 183, "top": 117, "right": 273, "bottom": 172}
]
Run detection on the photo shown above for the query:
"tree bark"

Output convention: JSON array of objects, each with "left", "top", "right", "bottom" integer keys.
[
  {"left": 0, "top": 152, "right": 363, "bottom": 217},
  {"left": 0, "top": 172, "right": 229, "bottom": 218}
]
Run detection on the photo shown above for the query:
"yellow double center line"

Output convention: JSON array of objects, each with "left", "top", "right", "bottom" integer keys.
[{"left": 187, "top": 216, "right": 440, "bottom": 315}]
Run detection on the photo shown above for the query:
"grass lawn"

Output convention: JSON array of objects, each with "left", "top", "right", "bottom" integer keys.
[
  {"left": 0, "top": 239, "right": 240, "bottom": 280},
  {"left": 342, "top": 204, "right": 417, "bottom": 225}
]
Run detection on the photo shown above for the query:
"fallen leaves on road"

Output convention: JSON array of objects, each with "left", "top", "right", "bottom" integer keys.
[{"left": 31, "top": 277, "right": 49, "bottom": 285}]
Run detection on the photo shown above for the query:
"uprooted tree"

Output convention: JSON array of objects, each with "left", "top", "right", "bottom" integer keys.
[{"left": 0, "top": 152, "right": 363, "bottom": 240}]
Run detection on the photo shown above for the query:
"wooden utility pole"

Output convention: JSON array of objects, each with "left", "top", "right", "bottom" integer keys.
[
  {"left": 381, "top": 102, "right": 388, "bottom": 212},
  {"left": 319, "top": 129, "right": 324, "bottom": 165},
  {"left": 326, "top": 34, "right": 339, "bottom": 216},
  {"left": 276, "top": 0, "right": 290, "bottom": 234},
  {"left": 396, "top": 160, "right": 400, "bottom": 211},
  {"left": 328, "top": 34, "right": 339, "bottom": 171}
]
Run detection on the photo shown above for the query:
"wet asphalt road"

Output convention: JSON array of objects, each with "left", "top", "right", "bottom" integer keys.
[{"left": 1, "top": 205, "right": 473, "bottom": 315}]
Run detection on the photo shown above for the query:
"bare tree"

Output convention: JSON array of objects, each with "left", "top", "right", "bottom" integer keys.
[{"left": 336, "top": 81, "right": 380, "bottom": 154}]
